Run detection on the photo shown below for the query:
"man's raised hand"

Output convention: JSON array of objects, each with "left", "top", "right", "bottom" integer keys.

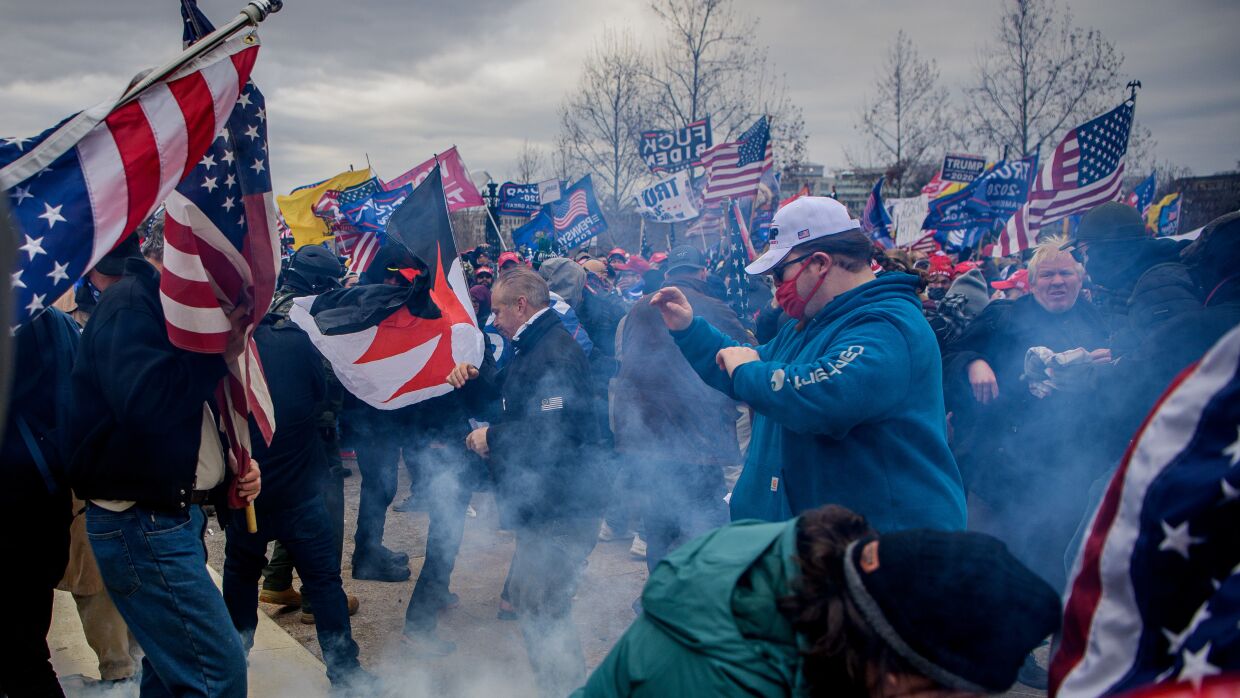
[{"left": 650, "top": 287, "right": 693, "bottom": 331}]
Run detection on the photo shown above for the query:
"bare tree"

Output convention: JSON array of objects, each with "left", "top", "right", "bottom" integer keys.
[
  {"left": 559, "top": 28, "right": 650, "bottom": 215},
  {"left": 1154, "top": 160, "right": 1194, "bottom": 198},
  {"left": 1123, "top": 118, "right": 1156, "bottom": 177},
  {"left": 550, "top": 130, "right": 577, "bottom": 184},
  {"left": 512, "top": 139, "right": 546, "bottom": 183},
  {"left": 647, "top": 0, "right": 807, "bottom": 168},
  {"left": 852, "top": 30, "right": 950, "bottom": 196},
  {"left": 964, "top": 0, "right": 1124, "bottom": 158}
]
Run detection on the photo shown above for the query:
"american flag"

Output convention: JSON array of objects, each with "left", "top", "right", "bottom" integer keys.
[
  {"left": 1051, "top": 325, "right": 1240, "bottom": 696},
  {"left": 314, "top": 177, "right": 381, "bottom": 234},
  {"left": 551, "top": 188, "right": 589, "bottom": 229},
  {"left": 164, "top": 0, "right": 278, "bottom": 507},
  {"left": 724, "top": 202, "right": 750, "bottom": 319},
  {"left": 905, "top": 231, "right": 941, "bottom": 255},
  {"left": 337, "top": 183, "right": 414, "bottom": 274},
  {"left": 700, "top": 116, "right": 772, "bottom": 207},
  {"left": 0, "top": 36, "right": 259, "bottom": 330},
  {"left": 998, "top": 100, "right": 1134, "bottom": 256}
]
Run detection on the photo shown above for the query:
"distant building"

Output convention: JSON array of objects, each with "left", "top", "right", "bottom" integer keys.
[
  {"left": 1175, "top": 172, "right": 1240, "bottom": 230},
  {"left": 781, "top": 162, "right": 826, "bottom": 196},
  {"left": 830, "top": 168, "right": 886, "bottom": 217}
]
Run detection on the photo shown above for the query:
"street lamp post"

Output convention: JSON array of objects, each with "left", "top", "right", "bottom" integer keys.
[{"left": 484, "top": 181, "right": 501, "bottom": 249}]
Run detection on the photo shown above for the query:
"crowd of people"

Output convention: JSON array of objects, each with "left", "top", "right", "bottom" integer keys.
[{"left": 1, "top": 196, "right": 1237, "bottom": 697}]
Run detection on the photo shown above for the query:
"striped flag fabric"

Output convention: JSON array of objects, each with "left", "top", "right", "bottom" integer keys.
[
  {"left": 314, "top": 177, "right": 382, "bottom": 234},
  {"left": 700, "top": 116, "right": 772, "bottom": 207},
  {"left": 552, "top": 188, "right": 589, "bottom": 228},
  {"left": 545, "top": 175, "right": 607, "bottom": 249},
  {"left": 1051, "top": 324, "right": 1240, "bottom": 696},
  {"left": 336, "top": 183, "right": 415, "bottom": 274},
  {"left": 0, "top": 35, "right": 260, "bottom": 330},
  {"left": 998, "top": 99, "right": 1134, "bottom": 256},
  {"left": 164, "top": 0, "right": 278, "bottom": 506}
]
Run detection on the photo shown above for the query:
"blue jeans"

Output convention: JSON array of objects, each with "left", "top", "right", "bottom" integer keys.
[
  {"left": 86, "top": 504, "right": 247, "bottom": 698},
  {"left": 221, "top": 496, "right": 361, "bottom": 684},
  {"left": 404, "top": 443, "right": 474, "bottom": 633},
  {"left": 641, "top": 459, "right": 729, "bottom": 572}
]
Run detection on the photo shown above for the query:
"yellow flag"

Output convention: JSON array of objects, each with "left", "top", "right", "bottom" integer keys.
[
  {"left": 1147, "top": 193, "right": 1179, "bottom": 231},
  {"left": 277, "top": 169, "right": 374, "bottom": 247}
]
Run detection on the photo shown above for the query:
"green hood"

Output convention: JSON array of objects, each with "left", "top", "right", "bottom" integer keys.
[{"left": 640, "top": 518, "right": 803, "bottom": 692}]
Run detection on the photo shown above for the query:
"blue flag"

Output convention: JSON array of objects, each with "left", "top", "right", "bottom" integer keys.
[
  {"left": 1128, "top": 171, "right": 1157, "bottom": 218},
  {"left": 512, "top": 210, "right": 553, "bottom": 250},
  {"left": 546, "top": 175, "right": 608, "bottom": 249},
  {"left": 923, "top": 156, "right": 1037, "bottom": 232},
  {"left": 498, "top": 181, "right": 543, "bottom": 217},
  {"left": 861, "top": 176, "right": 895, "bottom": 248},
  {"left": 341, "top": 183, "right": 413, "bottom": 236}
]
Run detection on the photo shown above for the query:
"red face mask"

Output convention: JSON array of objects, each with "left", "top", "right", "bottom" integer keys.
[{"left": 775, "top": 257, "right": 827, "bottom": 320}]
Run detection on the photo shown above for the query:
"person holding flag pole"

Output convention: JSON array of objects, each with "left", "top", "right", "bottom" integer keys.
[{"left": 0, "top": 1, "right": 284, "bottom": 694}]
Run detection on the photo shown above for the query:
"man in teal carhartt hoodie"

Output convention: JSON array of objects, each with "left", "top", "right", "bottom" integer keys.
[{"left": 651, "top": 197, "right": 965, "bottom": 533}]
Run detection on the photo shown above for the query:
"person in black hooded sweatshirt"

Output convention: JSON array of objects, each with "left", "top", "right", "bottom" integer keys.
[{"left": 0, "top": 305, "right": 78, "bottom": 697}]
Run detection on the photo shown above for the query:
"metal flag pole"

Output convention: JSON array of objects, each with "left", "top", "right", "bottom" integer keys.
[
  {"left": 119, "top": 0, "right": 283, "bottom": 107},
  {"left": 485, "top": 203, "right": 508, "bottom": 252}
]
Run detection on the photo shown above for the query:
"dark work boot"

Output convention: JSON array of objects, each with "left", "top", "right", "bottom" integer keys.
[{"left": 352, "top": 548, "right": 410, "bottom": 582}]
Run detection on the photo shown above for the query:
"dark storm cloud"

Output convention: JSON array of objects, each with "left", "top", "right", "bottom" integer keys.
[{"left": 1, "top": 0, "right": 1237, "bottom": 195}]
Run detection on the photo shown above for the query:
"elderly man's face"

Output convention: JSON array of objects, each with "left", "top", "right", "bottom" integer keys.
[{"left": 1031, "top": 253, "right": 1083, "bottom": 313}]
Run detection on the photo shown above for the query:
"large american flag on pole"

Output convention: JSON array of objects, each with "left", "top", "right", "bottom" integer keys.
[
  {"left": 0, "top": 35, "right": 259, "bottom": 330},
  {"left": 1050, "top": 325, "right": 1240, "bottom": 696},
  {"left": 997, "top": 99, "right": 1134, "bottom": 256},
  {"left": 700, "top": 116, "right": 772, "bottom": 207},
  {"left": 164, "top": 0, "right": 279, "bottom": 507}
]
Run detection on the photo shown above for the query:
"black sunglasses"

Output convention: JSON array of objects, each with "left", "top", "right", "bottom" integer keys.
[{"left": 772, "top": 253, "right": 815, "bottom": 281}]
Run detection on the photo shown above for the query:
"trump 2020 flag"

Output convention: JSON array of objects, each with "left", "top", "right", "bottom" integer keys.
[
  {"left": 166, "top": 0, "right": 280, "bottom": 508},
  {"left": 0, "top": 33, "right": 259, "bottom": 329},
  {"left": 290, "top": 165, "right": 483, "bottom": 409}
]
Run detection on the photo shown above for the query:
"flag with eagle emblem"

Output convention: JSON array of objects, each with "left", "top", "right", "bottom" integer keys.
[{"left": 289, "top": 165, "right": 484, "bottom": 409}]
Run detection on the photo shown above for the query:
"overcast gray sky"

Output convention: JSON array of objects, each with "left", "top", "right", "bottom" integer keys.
[{"left": 2, "top": 0, "right": 1237, "bottom": 195}]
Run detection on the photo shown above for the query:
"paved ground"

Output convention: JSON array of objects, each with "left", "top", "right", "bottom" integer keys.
[
  {"left": 51, "top": 455, "right": 1048, "bottom": 697},
  {"left": 200, "top": 460, "right": 648, "bottom": 696},
  {"left": 50, "top": 568, "right": 329, "bottom": 697}
]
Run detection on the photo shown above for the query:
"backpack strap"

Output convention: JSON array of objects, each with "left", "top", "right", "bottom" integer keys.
[{"left": 15, "top": 414, "right": 60, "bottom": 496}]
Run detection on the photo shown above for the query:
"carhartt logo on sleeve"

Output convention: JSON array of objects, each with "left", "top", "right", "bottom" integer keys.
[
  {"left": 770, "top": 368, "right": 785, "bottom": 392},
  {"left": 541, "top": 396, "right": 564, "bottom": 411}
]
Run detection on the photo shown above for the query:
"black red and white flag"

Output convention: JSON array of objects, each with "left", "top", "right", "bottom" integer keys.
[
  {"left": 1051, "top": 325, "right": 1240, "bottom": 696},
  {"left": 290, "top": 165, "right": 484, "bottom": 409}
]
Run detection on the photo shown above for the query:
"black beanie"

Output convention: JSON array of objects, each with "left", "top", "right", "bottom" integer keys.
[{"left": 842, "top": 530, "right": 1062, "bottom": 693}]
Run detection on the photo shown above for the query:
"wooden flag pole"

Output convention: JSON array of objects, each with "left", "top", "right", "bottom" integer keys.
[{"left": 245, "top": 503, "right": 258, "bottom": 533}]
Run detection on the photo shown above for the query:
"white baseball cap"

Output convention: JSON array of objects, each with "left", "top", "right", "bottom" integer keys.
[{"left": 746, "top": 196, "right": 862, "bottom": 275}]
